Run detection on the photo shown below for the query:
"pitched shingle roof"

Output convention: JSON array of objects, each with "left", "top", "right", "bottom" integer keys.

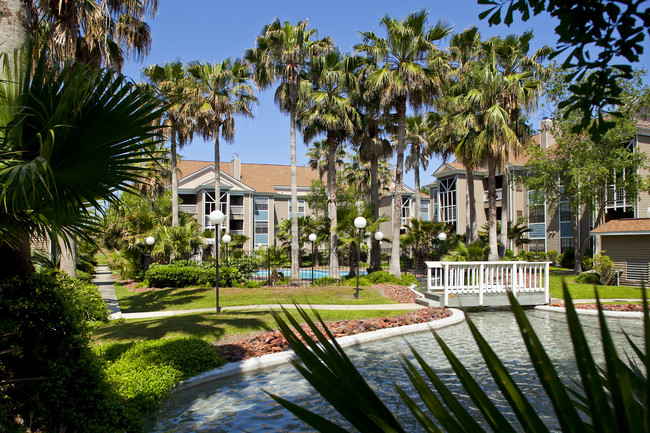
[
  {"left": 177, "top": 159, "right": 320, "bottom": 193},
  {"left": 590, "top": 218, "right": 650, "bottom": 235}
]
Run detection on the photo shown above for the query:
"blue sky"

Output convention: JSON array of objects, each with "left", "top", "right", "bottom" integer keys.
[{"left": 121, "top": 0, "right": 650, "bottom": 189}]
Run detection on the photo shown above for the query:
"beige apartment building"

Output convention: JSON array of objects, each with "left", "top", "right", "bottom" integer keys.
[
  {"left": 176, "top": 155, "right": 432, "bottom": 250},
  {"left": 429, "top": 118, "right": 650, "bottom": 262}
]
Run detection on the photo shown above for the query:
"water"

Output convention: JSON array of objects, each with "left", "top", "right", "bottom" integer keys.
[
  {"left": 253, "top": 269, "right": 367, "bottom": 279},
  {"left": 149, "top": 311, "right": 644, "bottom": 432}
]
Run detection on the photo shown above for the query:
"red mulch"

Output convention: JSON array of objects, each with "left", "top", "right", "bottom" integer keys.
[
  {"left": 377, "top": 283, "right": 422, "bottom": 303},
  {"left": 216, "top": 307, "right": 450, "bottom": 362},
  {"left": 550, "top": 302, "right": 643, "bottom": 312}
]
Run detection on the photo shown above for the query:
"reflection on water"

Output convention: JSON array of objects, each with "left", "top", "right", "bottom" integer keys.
[{"left": 149, "top": 310, "right": 643, "bottom": 432}]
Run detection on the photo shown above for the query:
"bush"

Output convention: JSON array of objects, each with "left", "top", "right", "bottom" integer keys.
[
  {"left": 546, "top": 250, "right": 560, "bottom": 266},
  {"left": 76, "top": 269, "right": 94, "bottom": 283},
  {"left": 342, "top": 276, "right": 372, "bottom": 286},
  {"left": 313, "top": 276, "right": 340, "bottom": 287},
  {"left": 399, "top": 274, "right": 418, "bottom": 286},
  {"left": 576, "top": 272, "right": 601, "bottom": 284},
  {"left": 365, "top": 271, "right": 418, "bottom": 287},
  {"left": 504, "top": 249, "right": 515, "bottom": 260},
  {"left": 516, "top": 250, "right": 535, "bottom": 261},
  {"left": 146, "top": 263, "right": 214, "bottom": 288},
  {"left": 0, "top": 272, "right": 116, "bottom": 432},
  {"left": 582, "top": 257, "right": 594, "bottom": 271},
  {"left": 98, "top": 337, "right": 224, "bottom": 431},
  {"left": 400, "top": 255, "right": 414, "bottom": 270},
  {"left": 561, "top": 249, "right": 575, "bottom": 269},
  {"left": 77, "top": 260, "right": 96, "bottom": 275},
  {"left": 245, "top": 280, "right": 263, "bottom": 288},
  {"left": 593, "top": 252, "right": 617, "bottom": 285}
]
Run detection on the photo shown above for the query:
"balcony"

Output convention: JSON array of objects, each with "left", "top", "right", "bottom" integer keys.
[
  {"left": 484, "top": 188, "right": 503, "bottom": 202},
  {"left": 180, "top": 204, "right": 197, "bottom": 214},
  {"left": 230, "top": 205, "right": 244, "bottom": 215}
]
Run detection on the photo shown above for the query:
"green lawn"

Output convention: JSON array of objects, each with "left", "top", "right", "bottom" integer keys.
[
  {"left": 114, "top": 283, "right": 394, "bottom": 313},
  {"left": 92, "top": 309, "right": 410, "bottom": 346},
  {"left": 549, "top": 269, "right": 643, "bottom": 299}
]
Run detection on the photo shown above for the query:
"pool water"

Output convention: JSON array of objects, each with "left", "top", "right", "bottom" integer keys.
[
  {"left": 149, "top": 311, "right": 643, "bottom": 432},
  {"left": 253, "top": 269, "right": 367, "bottom": 279}
]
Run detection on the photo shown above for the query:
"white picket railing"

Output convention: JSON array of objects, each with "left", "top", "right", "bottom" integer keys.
[{"left": 425, "top": 261, "right": 550, "bottom": 306}]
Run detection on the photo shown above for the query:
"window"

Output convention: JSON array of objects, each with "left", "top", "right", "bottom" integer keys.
[
  {"left": 528, "top": 191, "right": 545, "bottom": 224},
  {"left": 401, "top": 197, "right": 411, "bottom": 226},
  {"left": 289, "top": 199, "right": 305, "bottom": 217},
  {"left": 559, "top": 195, "right": 573, "bottom": 252},
  {"left": 204, "top": 190, "right": 228, "bottom": 227},
  {"left": 561, "top": 238, "right": 574, "bottom": 253},
  {"left": 528, "top": 238, "right": 545, "bottom": 253},
  {"left": 254, "top": 197, "right": 269, "bottom": 245},
  {"left": 421, "top": 199, "right": 429, "bottom": 221},
  {"left": 439, "top": 177, "right": 457, "bottom": 226}
]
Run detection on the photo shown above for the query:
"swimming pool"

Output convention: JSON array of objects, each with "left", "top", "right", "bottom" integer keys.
[{"left": 252, "top": 269, "right": 367, "bottom": 279}]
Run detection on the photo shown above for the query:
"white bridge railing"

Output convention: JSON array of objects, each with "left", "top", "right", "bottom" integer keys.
[{"left": 425, "top": 261, "right": 550, "bottom": 307}]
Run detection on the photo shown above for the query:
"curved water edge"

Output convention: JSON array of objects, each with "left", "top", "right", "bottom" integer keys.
[
  {"left": 536, "top": 304, "right": 645, "bottom": 319},
  {"left": 175, "top": 308, "right": 465, "bottom": 392},
  {"left": 150, "top": 310, "right": 645, "bottom": 432}
]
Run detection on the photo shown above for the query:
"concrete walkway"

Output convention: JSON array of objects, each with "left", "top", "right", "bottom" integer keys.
[{"left": 93, "top": 265, "right": 122, "bottom": 319}]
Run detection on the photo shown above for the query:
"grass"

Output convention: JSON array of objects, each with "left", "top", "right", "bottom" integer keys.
[
  {"left": 114, "top": 283, "right": 393, "bottom": 313},
  {"left": 549, "top": 268, "right": 643, "bottom": 299},
  {"left": 91, "top": 309, "right": 410, "bottom": 346}
]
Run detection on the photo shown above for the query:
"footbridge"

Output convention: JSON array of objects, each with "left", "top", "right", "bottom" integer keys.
[{"left": 420, "top": 261, "right": 550, "bottom": 308}]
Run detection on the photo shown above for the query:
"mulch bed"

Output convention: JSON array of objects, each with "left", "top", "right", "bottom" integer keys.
[
  {"left": 216, "top": 307, "right": 450, "bottom": 362},
  {"left": 550, "top": 302, "right": 643, "bottom": 312}
]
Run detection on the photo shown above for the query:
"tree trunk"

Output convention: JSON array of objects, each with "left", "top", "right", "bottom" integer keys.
[
  {"left": 58, "top": 235, "right": 77, "bottom": 278},
  {"left": 0, "top": 0, "right": 30, "bottom": 60},
  {"left": 369, "top": 157, "right": 381, "bottom": 272},
  {"left": 289, "top": 107, "right": 301, "bottom": 285},
  {"left": 573, "top": 209, "right": 582, "bottom": 275},
  {"left": 487, "top": 157, "right": 499, "bottom": 261},
  {"left": 390, "top": 101, "right": 406, "bottom": 278},
  {"left": 499, "top": 164, "right": 509, "bottom": 260},
  {"left": 413, "top": 145, "right": 421, "bottom": 221},
  {"left": 466, "top": 167, "right": 478, "bottom": 244},
  {"left": 327, "top": 131, "right": 339, "bottom": 279},
  {"left": 171, "top": 129, "right": 179, "bottom": 227},
  {"left": 214, "top": 131, "right": 222, "bottom": 254},
  {"left": 0, "top": 231, "right": 34, "bottom": 279}
]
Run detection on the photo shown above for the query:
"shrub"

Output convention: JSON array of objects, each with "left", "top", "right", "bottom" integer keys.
[
  {"left": 561, "top": 249, "right": 575, "bottom": 269},
  {"left": 399, "top": 273, "right": 418, "bottom": 286},
  {"left": 76, "top": 269, "right": 94, "bottom": 283},
  {"left": 245, "top": 280, "right": 263, "bottom": 288},
  {"left": 77, "top": 260, "right": 96, "bottom": 275},
  {"left": 593, "top": 252, "right": 617, "bottom": 285},
  {"left": 228, "top": 256, "right": 257, "bottom": 279},
  {"left": 400, "top": 255, "right": 414, "bottom": 270},
  {"left": 365, "top": 271, "right": 417, "bottom": 287},
  {"left": 576, "top": 272, "right": 601, "bottom": 284},
  {"left": 516, "top": 250, "right": 534, "bottom": 261},
  {"left": 146, "top": 263, "right": 214, "bottom": 288},
  {"left": 342, "top": 276, "right": 372, "bottom": 286},
  {"left": 534, "top": 252, "right": 547, "bottom": 262},
  {"left": 312, "top": 276, "right": 340, "bottom": 287},
  {"left": 0, "top": 272, "right": 116, "bottom": 432},
  {"left": 504, "top": 249, "right": 515, "bottom": 260},
  {"left": 582, "top": 257, "right": 594, "bottom": 271},
  {"left": 99, "top": 337, "right": 224, "bottom": 431},
  {"left": 546, "top": 250, "right": 560, "bottom": 266}
]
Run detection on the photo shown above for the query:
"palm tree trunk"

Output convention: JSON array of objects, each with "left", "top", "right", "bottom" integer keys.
[
  {"left": 369, "top": 157, "right": 381, "bottom": 271},
  {"left": 0, "top": 231, "right": 34, "bottom": 279},
  {"left": 327, "top": 132, "right": 339, "bottom": 278},
  {"left": 487, "top": 157, "right": 499, "bottom": 261},
  {"left": 214, "top": 131, "right": 222, "bottom": 253},
  {"left": 466, "top": 167, "right": 478, "bottom": 243},
  {"left": 58, "top": 235, "right": 77, "bottom": 278},
  {"left": 499, "top": 163, "right": 509, "bottom": 259},
  {"left": 171, "top": 129, "right": 179, "bottom": 227},
  {"left": 0, "top": 0, "right": 29, "bottom": 59},
  {"left": 390, "top": 102, "right": 406, "bottom": 278},
  {"left": 289, "top": 107, "right": 301, "bottom": 285},
  {"left": 414, "top": 148, "right": 421, "bottom": 221}
]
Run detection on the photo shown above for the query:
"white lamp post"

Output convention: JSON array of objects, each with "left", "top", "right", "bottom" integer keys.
[
  {"left": 308, "top": 233, "right": 317, "bottom": 281},
  {"left": 222, "top": 233, "right": 232, "bottom": 266},
  {"left": 142, "top": 236, "right": 155, "bottom": 280},
  {"left": 438, "top": 232, "right": 447, "bottom": 241},
  {"left": 646, "top": 206, "right": 650, "bottom": 219},
  {"left": 354, "top": 216, "right": 367, "bottom": 299},
  {"left": 209, "top": 210, "right": 226, "bottom": 313}
]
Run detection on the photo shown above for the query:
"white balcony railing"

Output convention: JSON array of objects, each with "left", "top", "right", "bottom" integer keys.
[
  {"left": 180, "top": 204, "right": 197, "bottom": 214},
  {"left": 484, "top": 188, "right": 503, "bottom": 202},
  {"left": 230, "top": 205, "right": 244, "bottom": 215}
]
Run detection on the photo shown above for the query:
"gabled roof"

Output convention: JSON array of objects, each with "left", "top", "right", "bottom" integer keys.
[
  {"left": 590, "top": 218, "right": 650, "bottom": 235},
  {"left": 177, "top": 159, "right": 320, "bottom": 193}
]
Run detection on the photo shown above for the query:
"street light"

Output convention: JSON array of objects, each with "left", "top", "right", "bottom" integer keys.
[
  {"left": 308, "top": 233, "right": 317, "bottom": 281},
  {"left": 222, "top": 233, "right": 232, "bottom": 266},
  {"left": 354, "top": 216, "right": 367, "bottom": 299},
  {"left": 209, "top": 210, "right": 226, "bottom": 313},
  {"left": 438, "top": 232, "right": 447, "bottom": 241},
  {"left": 141, "top": 236, "right": 155, "bottom": 281}
]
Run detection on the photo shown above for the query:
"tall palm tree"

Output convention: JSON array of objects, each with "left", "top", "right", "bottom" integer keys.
[
  {"left": 299, "top": 49, "right": 360, "bottom": 280},
  {"left": 245, "top": 19, "right": 333, "bottom": 285},
  {"left": 143, "top": 61, "right": 196, "bottom": 227},
  {"left": 306, "top": 139, "right": 347, "bottom": 180},
  {"left": 0, "top": 47, "right": 163, "bottom": 278},
  {"left": 26, "top": 0, "right": 158, "bottom": 70},
  {"left": 355, "top": 10, "right": 452, "bottom": 277},
  {"left": 405, "top": 114, "right": 432, "bottom": 221},
  {"left": 187, "top": 58, "right": 257, "bottom": 245}
]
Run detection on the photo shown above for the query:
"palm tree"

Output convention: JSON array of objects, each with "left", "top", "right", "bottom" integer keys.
[
  {"left": 355, "top": 10, "right": 452, "bottom": 277},
  {"left": 0, "top": 47, "right": 163, "bottom": 278},
  {"left": 27, "top": 0, "right": 158, "bottom": 70},
  {"left": 143, "top": 61, "right": 196, "bottom": 227},
  {"left": 299, "top": 49, "right": 361, "bottom": 280},
  {"left": 306, "top": 139, "right": 347, "bottom": 180},
  {"left": 245, "top": 19, "right": 333, "bottom": 285},
  {"left": 405, "top": 114, "right": 432, "bottom": 221},
  {"left": 187, "top": 58, "right": 257, "bottom": 246}
]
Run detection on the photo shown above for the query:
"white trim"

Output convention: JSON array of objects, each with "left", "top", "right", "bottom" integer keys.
[{"left": 590, "top": 230, "right": 650, "bottom": 236}]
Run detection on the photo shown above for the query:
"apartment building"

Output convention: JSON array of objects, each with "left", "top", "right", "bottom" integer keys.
[{"left": 429, "top": 118, "right": 650, "bottom": 261}]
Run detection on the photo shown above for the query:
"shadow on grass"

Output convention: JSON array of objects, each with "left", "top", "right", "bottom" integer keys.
[
  {"left": 92, "top": 311, "right": 276, "bottom": 344},
  {"left": 118, "top": 288, "right": 209, "bottom": 313}
]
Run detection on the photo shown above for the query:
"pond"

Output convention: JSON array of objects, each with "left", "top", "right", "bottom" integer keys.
[{"left": 148, "top": 310, "right": 643, "bottom": 432}]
